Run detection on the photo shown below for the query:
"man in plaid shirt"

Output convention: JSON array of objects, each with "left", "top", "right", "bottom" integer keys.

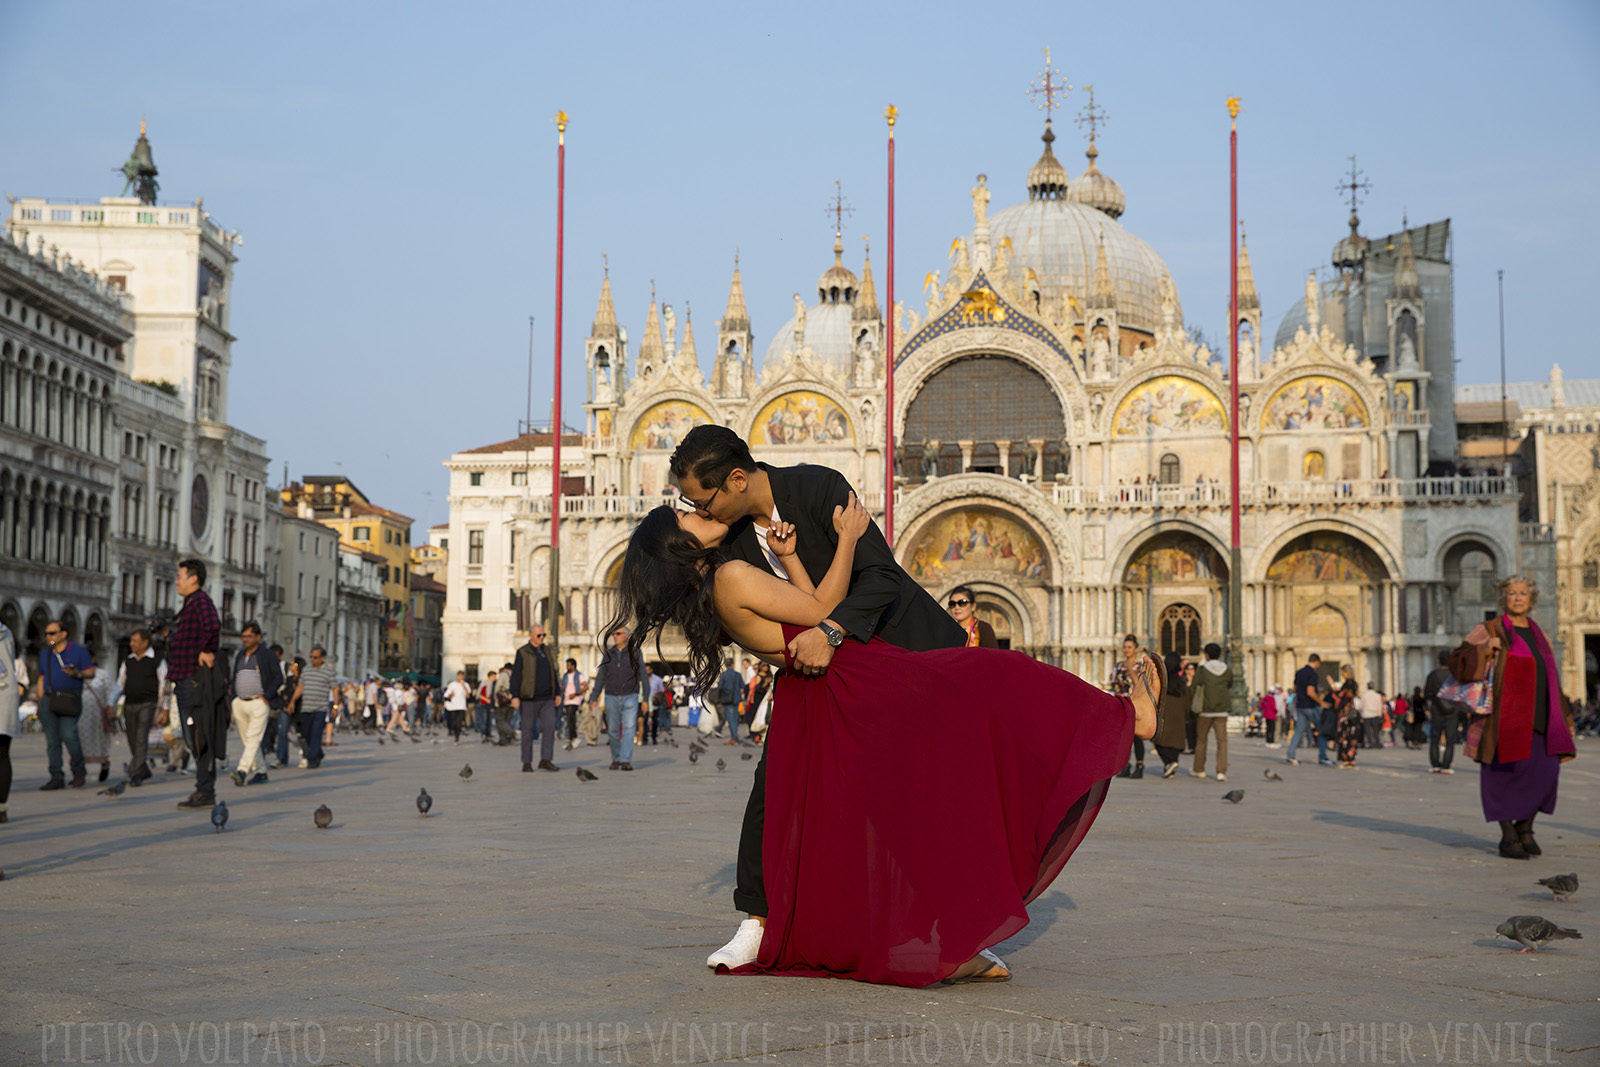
[{"left": 168, "top": 558, "right": 221, "bottom": 809}]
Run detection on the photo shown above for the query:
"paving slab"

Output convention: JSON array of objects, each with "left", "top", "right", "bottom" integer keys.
[{"left": 2, "top": 727, "right": 1596, "bottom": 1065}]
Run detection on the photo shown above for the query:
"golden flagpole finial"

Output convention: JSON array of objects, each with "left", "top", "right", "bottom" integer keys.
[
  {"left": 1226, "top": 97, "right": 1242, "bottom": 121},
  {"left": 885, "top": 104, "right": 897, "bottom": 129},
  {"left": 140, "top": 118, "right": 147, "bottom": 136},
  {"left": 554, "top": 110, "right": 569, "bottom": 137}
]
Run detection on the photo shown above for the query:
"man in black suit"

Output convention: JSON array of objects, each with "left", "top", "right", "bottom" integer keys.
[{"left": 670, "top": 425, "right": 966, "bottom": 968}]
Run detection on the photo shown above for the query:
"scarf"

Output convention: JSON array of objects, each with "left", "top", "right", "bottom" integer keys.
[{"left": 1496, "top": 615, "right": 1574, "bottom": 763}]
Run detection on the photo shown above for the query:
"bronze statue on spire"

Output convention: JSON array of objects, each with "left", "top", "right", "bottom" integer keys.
[{"left": 120, "top": 120, "right": 160, "bottom": 205}]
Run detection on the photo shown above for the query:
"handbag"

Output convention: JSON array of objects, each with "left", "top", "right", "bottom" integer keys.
[
  {"left": 44, "top": 651, "right": 83, "bottom": 717},
  {"left": 1448, "top": 637, "right": 1492, "bottom": 684},
  {"left": 1438, "top": 666, "right": 1493, "bottom": 716}
]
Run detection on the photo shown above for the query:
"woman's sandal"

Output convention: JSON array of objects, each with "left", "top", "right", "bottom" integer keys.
[
  {"left": 942, "top": 948, "right": 1012, "bottom": 985},
  {"left": 1131, "top": 652, "right": 1166, "bottom": 737}
]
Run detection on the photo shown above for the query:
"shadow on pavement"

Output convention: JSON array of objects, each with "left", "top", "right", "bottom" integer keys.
[
  {"left": 994, "top": 889, "right": 1076, "bottom": 954},
  {"left": 1311, "top": 809, "right": 1491, "bottom": 851}
]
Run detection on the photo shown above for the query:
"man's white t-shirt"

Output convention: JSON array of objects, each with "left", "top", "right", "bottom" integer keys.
[
  {"left": 443, "top": 680, "right": 469, "bottom": 709},
  {"left": 755, "top": 505, "right": 789, "bottom": 580}
]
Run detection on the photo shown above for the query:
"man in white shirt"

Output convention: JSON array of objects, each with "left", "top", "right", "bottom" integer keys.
[
  {"left": 442, "top": 671, "right": 470, "bottom": 743},
  {"left": 1359, "top": 682, "right": 1386, "bottom": 749},
  {"left": 116, "top": 629, "right": 168, "bottom": 785}
]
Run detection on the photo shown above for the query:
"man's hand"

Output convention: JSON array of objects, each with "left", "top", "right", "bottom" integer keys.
[
  {"left": 198, "top": 652, "right": 215, "bottom": 669},
  {"left": 786, "top": 626, "right": 838, "bottom": 677}
]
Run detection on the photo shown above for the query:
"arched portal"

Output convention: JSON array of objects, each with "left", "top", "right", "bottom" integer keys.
[
  {"left": 1121, "top": 532, "right": 1228, "bottom": 649},
  {"left": 1266, "top": 531, "right": 1388, "bottom": 687},
  {"left": 1441, "top": 540, "right": 1498, "bottom": 635},
  {"left": 901, "top": 356, "right": 1067, "bottom": 482}
]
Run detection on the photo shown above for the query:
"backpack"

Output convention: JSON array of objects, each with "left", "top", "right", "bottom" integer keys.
[{"left": 376, "top": 687, "right": 389, "bottom": 708}]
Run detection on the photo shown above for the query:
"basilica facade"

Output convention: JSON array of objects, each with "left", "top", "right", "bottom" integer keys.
[{"left": 442, "top": 117, "right": 1528, "bottom": 696}]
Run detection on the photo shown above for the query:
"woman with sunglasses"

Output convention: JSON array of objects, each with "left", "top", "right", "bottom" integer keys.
[
  {"left": 945, "top": 587, "right": 998, "bottom": 648},
  {"left": 611, "top": 495, "right": 1161, "bottom": 987}
]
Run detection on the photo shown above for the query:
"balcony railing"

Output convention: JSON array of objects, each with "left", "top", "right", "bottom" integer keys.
[
  {"left": 1519, "top": 522, "right": 1554, "bottom": 542},
  {"left": 510, "top": 474, "right": 1516, "bottom": 520}
]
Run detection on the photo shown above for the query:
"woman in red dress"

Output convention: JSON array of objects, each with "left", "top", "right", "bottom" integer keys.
[{"left": 610, "top": 496, "right": 1160, "bottom": 987}]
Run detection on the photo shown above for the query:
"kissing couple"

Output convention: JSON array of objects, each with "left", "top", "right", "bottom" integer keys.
[{"left": 609, "top": 425, "right": 1160, "bottom": 986}]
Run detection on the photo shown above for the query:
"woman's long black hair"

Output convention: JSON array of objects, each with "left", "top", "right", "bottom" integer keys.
[
  {"left": 1164, "top": 650, "right": 1186, "bottom": 701},
  {"left": 602, "top": 505, "right": 728, "bottom": 698}
]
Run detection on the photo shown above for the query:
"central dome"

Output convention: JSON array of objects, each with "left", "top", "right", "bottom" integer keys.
[
  {"left": 987, "top": 201, "right": 1176, "bottom": 333},
  {"left": 985, "top": 123, "right": 1177, "bottom": 333}
]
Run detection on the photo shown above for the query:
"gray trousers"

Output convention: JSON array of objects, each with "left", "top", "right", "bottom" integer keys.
[
  {"left": 519, "top": 698, "right": 556, "bottom": 764},
  {"left": 124, "top": 699, "right": 157, "bottom": 779}
]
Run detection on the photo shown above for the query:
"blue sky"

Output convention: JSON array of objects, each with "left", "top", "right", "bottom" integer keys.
[{"left": 5, "top": 0, "right": 1596, "bottom": 530}]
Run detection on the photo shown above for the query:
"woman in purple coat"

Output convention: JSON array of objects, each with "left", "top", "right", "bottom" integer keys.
[{"left": 1459, "top": 576, "right": 1578, "bottom": 860}]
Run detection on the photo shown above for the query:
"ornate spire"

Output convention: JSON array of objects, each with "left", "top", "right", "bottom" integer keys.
[
  {"left": 1068, "top": 86, "right": 1124, "bottom": 218},
  {"left": 1088, "top": 231, "right": 1115, "bottom": 308},
  {"left": 1027, "top": 120, "right": 1070, "bottom": 201},
  {"left": 1331, "top": 156, "right": 1372, "bottom": 269},
  {"left": 855, "top": 237, "right": 880, "bottom": 322},
  {"left": 1237, "top": 224, "right": 1259, "bottom": 310},
  {"left": 120, "top": 121, "right": 160, "bottom": 205},
  {"left": 1027, "top": 49, "right": 1071, "bottom": 202},
  {"left": 679, "top": 302, "right": 697, "bottom": 364},
  {"left": 818, "top": 184, "right": 858, "bottom": 304},
  {"left": 1391, "top": 219, "right": 1422, "bottom": 301},
  {"left": 591, "top": 258, "right": 619, "bottom": 339},
  {"left": 639, "top": 283, "right": 665, "bottom": 365},
  {"left": 721, "top": 252, "right": 750, "bottom": 332}
]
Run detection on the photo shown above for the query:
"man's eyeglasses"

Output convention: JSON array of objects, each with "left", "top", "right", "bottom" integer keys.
[
  {"left": 531, "top": 632, "right": 546, "bottom": 640},
  {"left": 44, "top": 629, "right": 61, "bottom": 637},
  {"left": 947, "top": 598, "right": 972, "bottom": 608},
  {"left": 676, "top": 482, "right": 723, "bottom": 516}
]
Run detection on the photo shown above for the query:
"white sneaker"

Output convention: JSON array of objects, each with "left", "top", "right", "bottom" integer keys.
[
  {"left": 298, "top": 758, "right": 309, "bottom": 769},
  {"left": 1193, "top": 770, "right": 1207, "bottom": 779},
  {"left": 1216, "top": 773, "right": 1227, "bottom": 782},
  {"left": 706, "top": 918, "right": 764, "bottom": 969}
]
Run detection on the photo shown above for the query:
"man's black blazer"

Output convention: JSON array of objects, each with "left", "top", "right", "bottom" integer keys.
[{"left": 725, "top": 463, "right": 966, "bottom": 652}]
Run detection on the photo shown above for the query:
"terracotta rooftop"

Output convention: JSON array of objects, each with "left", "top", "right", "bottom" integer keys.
[
  {"left": 409, "top": 573, "right": 447, "bottom": 594},
  {"left": 348, "top": 500, "right": 415, "bottom": 524},
  {"left": 461, "top": 432, "right": 583, "bottom": 455}
]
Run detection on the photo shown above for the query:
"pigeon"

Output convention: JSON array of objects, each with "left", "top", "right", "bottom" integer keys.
[
  {"left": 98, "top": 779, "right": 127, "bottom": 797},
  {"left": 1536, "top": 874, "right": 1579, "bottom": 902},
  {"left": 417, "top": 788, "right": 433, "bottom": 818},
  {"left": 1263, "top": 769, "right": 1283, "bottom": 782},
  {"left": 377, "top": 734, "right": 386, "bottom": 746},
  {"left": 459, "top": 763, "right": 473, "bottom": 782},
  {"left": 1221, "top": 790, "right": 1244, "bottom": 804},
  {"left": 211, "top": 799, "right": 229, "bottom": 833},
  {"left": 741, "top": 752, "right": 754, "bottom": 761},
  {"left": 1496, "top": 915, "right": 1581, "bottom": 953},
  {"left": 689, "top": 740, "right": 707, "bottom": 755},
  {"left": 716, "top": 758, "right": 727, "bottom": 773},
  {"left": 689, "top": 749, "right": 699, "bottom": 764},
  {"left": 314, "top": 804, "right": 333, "bottom": 829},
  {"left": 575, "top": 767, "right": 598, "bottom": 782}
]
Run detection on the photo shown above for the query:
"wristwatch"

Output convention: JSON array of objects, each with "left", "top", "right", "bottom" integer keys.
[{"left": 817, "top": 621, "right": 845, "bottom": 647}]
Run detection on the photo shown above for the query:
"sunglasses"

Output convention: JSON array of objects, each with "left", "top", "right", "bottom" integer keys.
[{"left": 947, "top": 598, "right": 972, "bottom": 608}]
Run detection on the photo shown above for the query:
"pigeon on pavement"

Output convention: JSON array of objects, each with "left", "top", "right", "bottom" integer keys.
[
  {"left": 576, "top": 767, "right": 598, "bottom": 782},
  {"left": 716, "top": 758, "right": 727, "bottom": 773},
  {"left": 741, "top": 752, "right": 754, "bottom": 760},
  {"left": 1221, "top": 790, "right": 1244, "bottom": 804},
  {"left": 1263, "top": 769, "right": 1283, "bottom": 781},
  {"left": 689, "top": 749, "right": 699, "bottom": 764},
  {"left": 377, "top": 734, "right": 386, "bottom": 745},
  {"left": 1496, "top": 915, "right": 1581, "bottom": 952},
  {"left": 314, "top": 804, "right": 333, "bottom": 829},
  {"left": 1536, "top": 874, "right": 1579, "bottom": 902},
  {"left": 459, "top": 764, "right": 473, "bottom": 782},
  {"left": 417, "top": 788, "right": 433, "bottom": 818},
  {"left": 211, "top": 799, "right": 229, "bottom": 833},
  {"left": 98, "top": 780, "right": 127, "bottom": 797}
]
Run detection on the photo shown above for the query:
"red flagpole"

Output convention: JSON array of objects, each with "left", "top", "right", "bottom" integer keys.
[
  {"left": 884, "top": 104, "right": 897, "bottom": 546},
  {"left": 1227, "top": 97, "right": 1243, "bottom": 697},
  {"left": 550, "top": 110, "right": 567, "bottom": 653}
]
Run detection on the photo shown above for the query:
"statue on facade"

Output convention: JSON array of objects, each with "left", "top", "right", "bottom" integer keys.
[
  {"left": 1089, "top": 333, "right": 1111, "bottom": 378},
  {"left": 972, "top": 174, "right": 990, "bottom": 227},
  {"left": 724, "top": 355, "right": 743, "bottom": 395},
  {"left": 1305, "top": 272, "right": 1321, "bottom": 333},
  {"left": 120, "top": 122, "right": 160, "bottom": 205},
  {"left": 792, "top": 293, "right": 807, "bottom": 352},
  {"left": 1397, "top": 332, "right": 1417, "bottom": 369}
]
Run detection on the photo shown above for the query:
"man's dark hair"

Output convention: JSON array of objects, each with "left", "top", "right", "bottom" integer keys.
[
  {"left": 1204, "top": 642, "right": 1222, "bottom": 660},
  {"left": 565, "top": 658, "right": 577, "bottom": 669},
  {"left": 242, "top": 621, "right": 262, "bottom": 636},
  {"left": 129, "top": 628, "right": 151, "bottom": 644},
  {"left": 270, "top": 644, "right": 284, "bottom": 656},
  {"left": 1307, "top": 653, "right": 1321, "bottom": 665},
  {"left": 311, "top": 645, "right": 326, "bottom": 656},
  {"left": 669, "top": 425, "right": 756, "bottom": 488},
  {"left": 1436, "top": 650, "right": 1450, "bottom": 666},
  {"left": 177, "top": 558, "right": 207, "bottom": 587}
]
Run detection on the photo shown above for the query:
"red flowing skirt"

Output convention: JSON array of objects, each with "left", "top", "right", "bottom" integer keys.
[{"left": 730, "top": 626, "right": 1134, "bottom": 986}]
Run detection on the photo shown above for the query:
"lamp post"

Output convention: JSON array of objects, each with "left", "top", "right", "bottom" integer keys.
[
  {"left": 550, "top": 110, "right": 567, "bottom": 666},
  {"left": 884, "top": 103, "right": 897, "bottom": 545},
  {"left": 1227, "top": 97, "right": 1245, "bottom": 707}
]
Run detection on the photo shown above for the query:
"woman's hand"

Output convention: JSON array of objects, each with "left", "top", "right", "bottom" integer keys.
[
  {"left": 832, "top": 492, "right": 869, "bottom": 541},
  {"left": 765, "top": 521, "right": 798, "bottom": 559}
]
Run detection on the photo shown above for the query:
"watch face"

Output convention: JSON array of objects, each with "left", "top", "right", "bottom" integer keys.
[{"left": 190, "top": 474, "right": 210, "bottom": 537}]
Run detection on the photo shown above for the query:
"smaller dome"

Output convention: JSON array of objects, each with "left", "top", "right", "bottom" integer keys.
[
  {"left": 1067, "top": 140, "right": 1125, "bottom": 219},
  {"left": 1332, "top": 212, "right": 1369, "bottom": 268},
  {"left": 817, "top": 236, "right": 858, "bottom": 305},
  {"left": 1027, "top": 120, "right": 1070, "bottom": 201}
]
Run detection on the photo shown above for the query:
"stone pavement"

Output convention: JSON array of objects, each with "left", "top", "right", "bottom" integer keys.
[{"left": 2, "top": 723, "right": 1596, "bottom": 1066}]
